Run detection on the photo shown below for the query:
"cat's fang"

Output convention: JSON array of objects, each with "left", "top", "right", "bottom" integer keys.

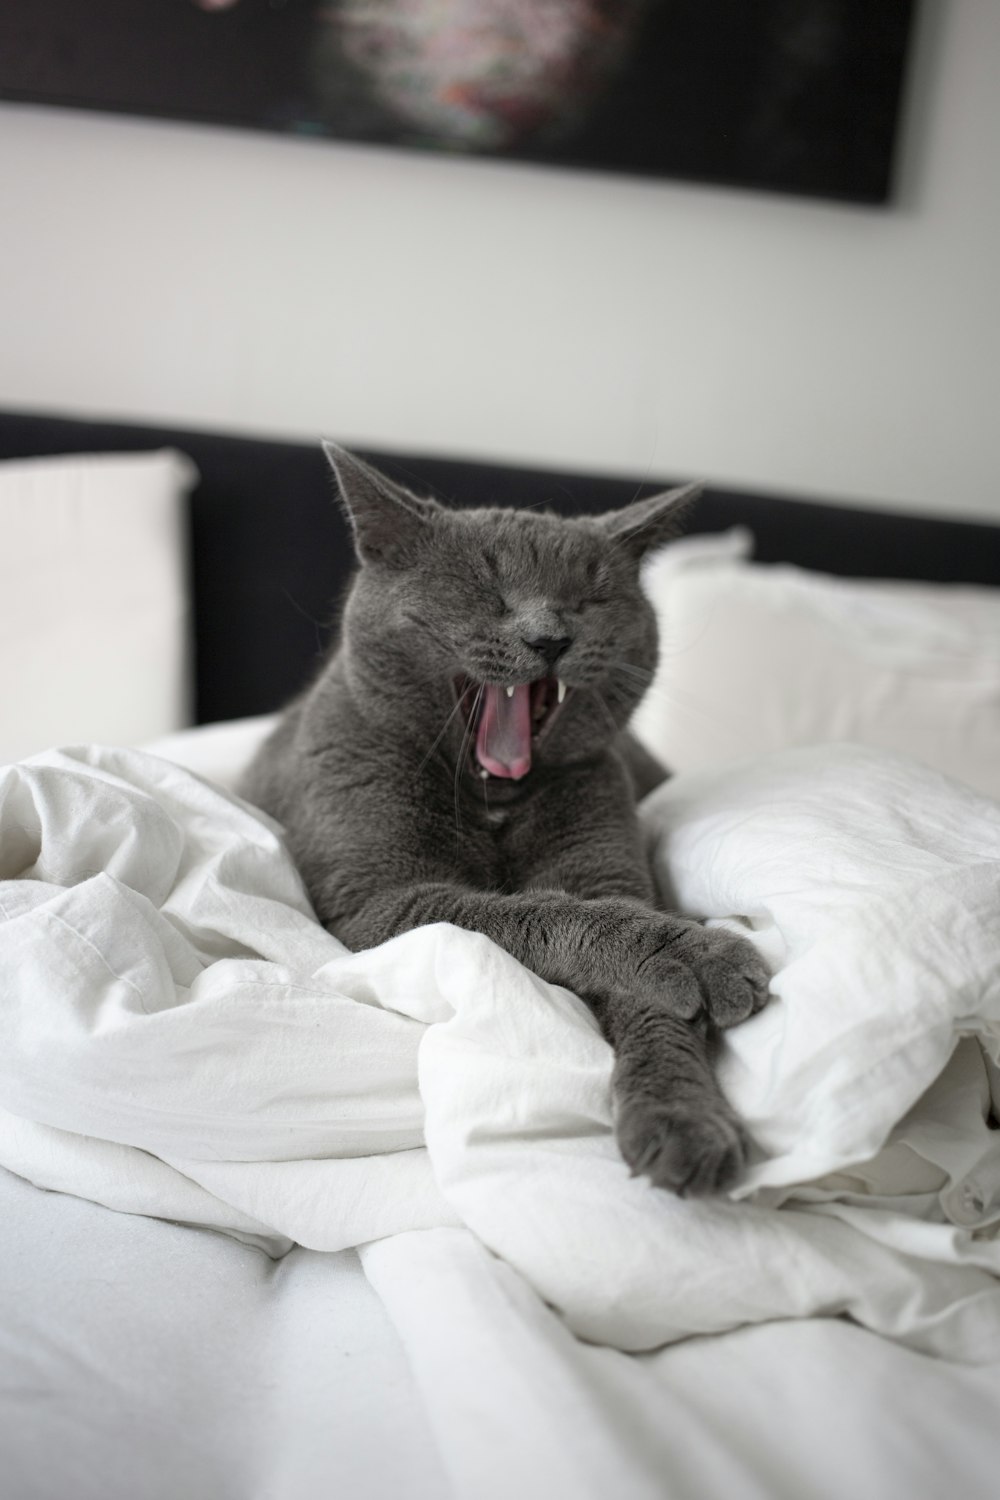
[
  {"left": 505, "top": 685, "right": 515, "bottom": 698},
  {"left": 557, "top": 680, "right": 567, "bottom": 704}
]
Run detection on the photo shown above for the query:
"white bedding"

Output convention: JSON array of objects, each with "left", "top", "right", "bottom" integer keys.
[
  {"left": 0, "top": 1163, "right": 448, "bottom": 1500},
  {"left": 7, "top": 1156, "right": 998, "bottom": 1500},
  {"left": 2, "top": 725, "right": 1000, "bottom": 1496}
]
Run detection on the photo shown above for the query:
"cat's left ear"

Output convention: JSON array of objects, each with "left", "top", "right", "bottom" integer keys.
[
  {"left": 600, "top": 481, "right": 703, "bottom": 558},
  {"left": 322, "top": 441, "right": 439, "bottom": 567}
]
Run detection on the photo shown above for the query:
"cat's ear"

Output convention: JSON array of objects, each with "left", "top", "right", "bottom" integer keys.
[
  {"left": 322, "top": 441, "right": 438, "bottom": 567},
  {"left": 600, "top": 481, "right": 703, "bottom": 558}
]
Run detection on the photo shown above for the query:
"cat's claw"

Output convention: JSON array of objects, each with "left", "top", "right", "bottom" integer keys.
[{"left": 616, "top": 1095, "right": 749, "bottom": 1196}]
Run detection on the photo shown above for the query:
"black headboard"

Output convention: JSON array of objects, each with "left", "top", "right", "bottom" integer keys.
[{"left": 2, "top": 409, "right": 998, "bottom": 726}]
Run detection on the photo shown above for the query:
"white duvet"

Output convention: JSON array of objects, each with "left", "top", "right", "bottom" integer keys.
[{"left": 1, "top": 735, "right": 999, "bottom": 1363}]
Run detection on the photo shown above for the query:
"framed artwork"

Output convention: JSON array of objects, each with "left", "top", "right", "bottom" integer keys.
[{"left": 0, "top": 1, "right": 916, "bottom": 203}]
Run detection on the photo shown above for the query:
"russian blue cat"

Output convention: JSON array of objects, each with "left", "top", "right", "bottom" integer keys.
[{"left": 243, "top": 445, "right": 769, "bottom": 1194}]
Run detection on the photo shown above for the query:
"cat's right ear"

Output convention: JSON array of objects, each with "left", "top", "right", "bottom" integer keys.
[{"left": 322, "top": 441, "right": 437, "bottom": 567}]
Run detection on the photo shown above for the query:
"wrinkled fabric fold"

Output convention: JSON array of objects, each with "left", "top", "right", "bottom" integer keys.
[{"left": 1, "top": 742, "right": 999, "bottom": 1359}]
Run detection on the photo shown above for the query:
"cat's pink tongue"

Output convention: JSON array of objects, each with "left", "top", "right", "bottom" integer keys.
[{"left": 476, "top": 684, "right": 532, "bottom": 780}]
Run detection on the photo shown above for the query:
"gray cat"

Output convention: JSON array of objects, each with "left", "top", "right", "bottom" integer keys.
[{"left": 242, "top": 445, "right": 770, "bottom": 1195}]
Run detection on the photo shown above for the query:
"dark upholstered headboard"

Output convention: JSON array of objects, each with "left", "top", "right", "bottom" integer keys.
[{"left": 3, "top": 409, "right": 999, "bottom": 727}]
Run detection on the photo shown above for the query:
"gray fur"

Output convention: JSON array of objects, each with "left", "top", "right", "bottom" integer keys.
[{"left": 242, "top": 446, "right": 769, "bottom": 1195}]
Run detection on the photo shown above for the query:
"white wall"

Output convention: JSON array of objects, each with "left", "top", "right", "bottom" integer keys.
[{"left": 1, "top": 0, "right": 997, "bottom": 521}]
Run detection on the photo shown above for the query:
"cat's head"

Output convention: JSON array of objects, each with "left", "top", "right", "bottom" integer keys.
[{"left": 326, "top": 443, "right": 699, "bottom": 783}]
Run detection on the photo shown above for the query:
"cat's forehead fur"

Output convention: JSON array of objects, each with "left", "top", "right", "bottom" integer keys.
[{"left": 438, "top": 504, "right": 604, "bottom": 572}]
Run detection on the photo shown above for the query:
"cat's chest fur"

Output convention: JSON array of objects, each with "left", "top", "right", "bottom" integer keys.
[
  {"left": 440, "top": 752, "right": 635, "bottom": 896},
  {"left": 423, "top": 759, "right": 556, "bottom": 888}
]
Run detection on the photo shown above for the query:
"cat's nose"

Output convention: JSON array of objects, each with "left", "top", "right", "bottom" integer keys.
[{"left": 522, "top": 634, "right": 573, "bottom": 670}]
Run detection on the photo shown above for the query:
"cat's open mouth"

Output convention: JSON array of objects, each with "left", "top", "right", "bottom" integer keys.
[{"left": 454, "top": 676, "right": 570, "bottom": 782}]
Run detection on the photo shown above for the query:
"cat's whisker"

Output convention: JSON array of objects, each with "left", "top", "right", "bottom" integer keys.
[
  {"left": 605, "top": 481, "right": 702, "bottom": 557},
  {"left": 589, "top": 687, "right": 621, "bottom": 738},
  {"left": 606, "top": 666, "right": 720, "bottom": 723},
  {"left": 653, "top": 610, "right": 726, "bottom": 661},
  {"left": 281, "top": 587, "right": 333, "bottom": 657},
  {"left": 606, "top": 659, "right": 654, "bottom": 683},
  {"left": 401, "top": 610, "right": 454, "bottom": 655},
  {"left": 418, "top": 694, "right": 467, "bottom": 776},
  {"left": 620, "top": 450, "right": 657, "bottom": 511},
  {"left": 453, "top": 683, "right": 484, "bottom": 835},
  {"left": 605, "top": 668, "right": 733, "bottom": 731}
]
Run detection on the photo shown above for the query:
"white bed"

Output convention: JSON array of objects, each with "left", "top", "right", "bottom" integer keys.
[
  {"left": 2, "top": 445, "right": 1000, "bottom": 1499},
  {"left": 2, "top": 713, "right": 1000, "bottom": 1500},
  {"left": 7, "top": 1155, "right": 999, "bottom": 1500}
]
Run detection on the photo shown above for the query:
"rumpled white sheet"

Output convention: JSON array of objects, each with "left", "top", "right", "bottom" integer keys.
[{"left": 1, "top": 740, "right": 999, "bottom": 1362}]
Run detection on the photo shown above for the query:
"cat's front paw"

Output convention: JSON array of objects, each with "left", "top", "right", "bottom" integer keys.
[
  {"left": 679, "top": 924, "right": 771, "bottom": 1030},
  {"left": 615, "top": 1093, "right": 748, "bottom": 1197},
  {"left": 629, "top": 913, "right": 770, "bottom": 1030}
]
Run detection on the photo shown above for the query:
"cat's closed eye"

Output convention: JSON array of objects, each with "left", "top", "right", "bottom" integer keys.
[
  {"left": 484, "top": 577, "right": 510, "bottom": 613},
  {"left": 470, "top": 571, "right": 508, "bottom": 614},
  {"left": 475, "top": 550, "right": 510, "bottom": 612}
]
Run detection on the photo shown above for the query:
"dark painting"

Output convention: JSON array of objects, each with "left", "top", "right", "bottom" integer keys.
[{"left": 0, "top": 0, "right": 916, "bottom": 203}]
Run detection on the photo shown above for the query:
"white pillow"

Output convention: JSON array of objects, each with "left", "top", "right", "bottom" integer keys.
[
  {"left": 635, "top": 541, "right": 1000, "bottom": 802},
  {"left": 644, "top": 744, "right": 1000, "bottom": 1199},
  {"left": 0, "top": 450, "right": 197, "bottom": 763},
  {"left": 144, "top": 714, "right": 277, "bottom": 791}
]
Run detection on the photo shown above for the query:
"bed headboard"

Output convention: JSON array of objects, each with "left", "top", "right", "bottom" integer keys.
[{"left": 2, "top": 409, "right": 998, "bottom": 726}]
